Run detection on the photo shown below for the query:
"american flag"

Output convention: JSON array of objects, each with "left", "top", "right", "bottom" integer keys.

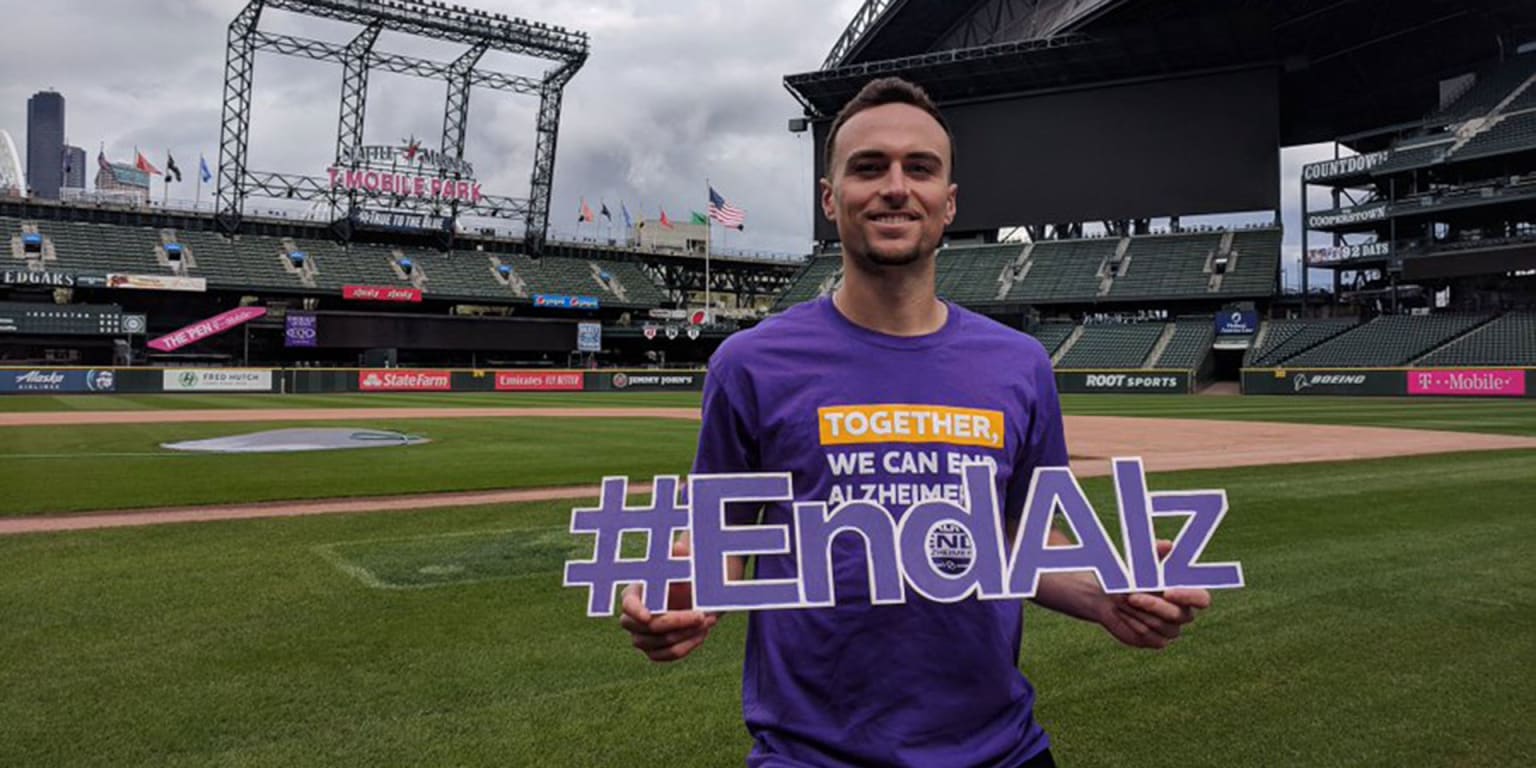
[{"left": 708, "top": 185, "right": 745, "bottom": 229}]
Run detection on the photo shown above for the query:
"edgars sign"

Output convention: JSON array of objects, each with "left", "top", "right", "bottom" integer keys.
[{"left": 1, "top": 270, "right": 76, "bottom": 287}]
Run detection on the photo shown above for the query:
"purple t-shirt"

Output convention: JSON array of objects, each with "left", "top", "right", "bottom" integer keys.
[{"left": 692, "top": 296, "right": 1071, "bottom": 768}]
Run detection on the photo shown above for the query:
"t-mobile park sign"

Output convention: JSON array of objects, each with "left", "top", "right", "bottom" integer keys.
[
  {"left": 564, "top": 458, "right": 1244, "bottom": 615},
  {"left": 329, "top": 138, "right": 482, "bottom": 204}
]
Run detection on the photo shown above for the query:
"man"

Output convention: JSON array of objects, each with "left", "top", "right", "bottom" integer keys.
[{"left": 621, "top": 77, "right": 1210, "bottom": 767}]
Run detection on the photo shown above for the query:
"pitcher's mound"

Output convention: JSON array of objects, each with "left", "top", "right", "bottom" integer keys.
[{"left": 162, "top": 428, "right": 429, "bottom": 453}]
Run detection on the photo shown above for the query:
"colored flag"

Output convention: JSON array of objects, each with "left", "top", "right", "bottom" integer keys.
[
  {"left": 199, "top": 155, "right": 213, "bottom": 183},
  {"left": 135, "top": 150, "right": 161, "bottom": 176},
  {"left": 708, "top": 185, "right": 746, "bottom": 229},
  {"left": 621, "top": 202, "right": 633, "bottom": 229},
  {"left": 600, "top": 201, "right": 612, "bottom": 221},
  {"left": 579, "top": 198, "right": 595, "bottom": 223},
  {"left": 659, "top": 208, "right": 674, "bottom": 230},
  {"left": 690, "top": 211, "right": 708, "bottom": 226},
  {"left": 166, "top": 153, "right": 183, "bottom": 182}
]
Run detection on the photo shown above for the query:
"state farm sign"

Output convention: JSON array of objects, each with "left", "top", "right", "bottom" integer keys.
[
  {"left": 343, "top": 285, "right": 422, "bottom": 303},
  {"left": 358, "top": 370, "right": 451, "bottom": 391}
]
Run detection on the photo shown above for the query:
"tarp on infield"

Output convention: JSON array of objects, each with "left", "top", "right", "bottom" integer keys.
[{"left": 162, "top": 428, "right": 429, "bottom": 453}]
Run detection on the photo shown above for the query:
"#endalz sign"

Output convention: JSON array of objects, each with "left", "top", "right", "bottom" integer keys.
[
  {"left": 563, "top": 458, "right": 1243, "bottom": 616},
  {"left": 147, "top": 307, "right": 267, "bottom": 352}
]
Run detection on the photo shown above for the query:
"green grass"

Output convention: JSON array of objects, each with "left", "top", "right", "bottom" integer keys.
[
  {"left": 0, "top": 418, "right": 701, "bottom": 515},
  {"left": 0, "top": 390, "right": 705, "bottom": 412},
  {"left": 1059, "top": 394, "right": 1536, "bottom": 437},
  {"left": 1, "top": 395, "right": 1533, "bottom": 764},
  {"left": 2, "top": 450, "right": 1532, "bottom": 766}
]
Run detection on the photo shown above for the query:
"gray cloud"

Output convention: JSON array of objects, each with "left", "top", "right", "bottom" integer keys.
[{"left": 1, "top": 0, "right": 1340, "bottom": 275}]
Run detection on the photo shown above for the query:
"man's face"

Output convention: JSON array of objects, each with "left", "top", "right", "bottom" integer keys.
[{"left": 821, "top": 102, "right": 956, "bottom": 268}]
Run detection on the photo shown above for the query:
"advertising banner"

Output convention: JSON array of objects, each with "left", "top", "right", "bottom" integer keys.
[
  {"left": 147, "top": 307, "right": 267, "bottom": 352},
  {"left": 358, "top": 369, "right": 451, "bottom": 391},
  {"left": 495, "top": 371, "right": 585, "bottom": 391},
  {"left": 608, "top": 371, "right": 701, "bottom": 391},
  {"left": 533, "top": 294, "right": 599, "bottom": 310},
  {"left": 1215, "top": 310, "right": 1258, "bottom": 335},
  {"left": 1, "top": 269, "right": 77, "bottom": 288},
  {"left": 0, "top": 368, "right": 115, "bottom": 393},
  {"left": 343, "top": 285, "right": 423, "bottom": 303},
  {"left": 1243, "top": 369, "right": 1406, "bottom": 396},
  {"left": 162, "top": 369, "right": 273, "bottom": 392},
  {"left": 577, "top": 322, "right": 602, "bottom": 353},
  {"left": 284, "top": 314, "right": 318, "bottom": 348},
  {"left": 106, "top": 273, "right": 208, "bottom": 292},
  {"left": 1406, "top": 369, "right": 1526, "bottom": 397},
  {"left": 1306, "top": 241, "right": 1391, "bottom": 266},
  {"left": 1056, "top": 371, "right": 1191, "bottom": 394}
]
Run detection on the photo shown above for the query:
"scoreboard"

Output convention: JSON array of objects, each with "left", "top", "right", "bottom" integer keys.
[{"left": 0, "top": 303, "right": 146, "bottom": 336}]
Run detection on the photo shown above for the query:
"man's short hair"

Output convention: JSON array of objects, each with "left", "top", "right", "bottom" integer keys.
[{"left": 823, "top": 77, "right": 955, "bottom": 176}]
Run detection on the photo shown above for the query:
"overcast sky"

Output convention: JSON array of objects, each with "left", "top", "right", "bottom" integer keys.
[{"left": 0, "top": 0, "right": 1337, "bottom": 287}]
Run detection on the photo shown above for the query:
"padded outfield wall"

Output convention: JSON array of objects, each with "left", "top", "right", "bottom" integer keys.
[
  {"left": 0, "top": 367, "right": 1198, "bottom": 395},
  {"left": 1243, "top": 368, "right": 1536, "bottom": 398}
]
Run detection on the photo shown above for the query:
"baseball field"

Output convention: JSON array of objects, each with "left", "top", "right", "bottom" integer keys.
[{"left": 2, "top": 392, "right": 1533, "bottom": 766}]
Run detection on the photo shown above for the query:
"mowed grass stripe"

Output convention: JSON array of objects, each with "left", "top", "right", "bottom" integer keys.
[
  {"left": 0, "top": 418, "right": 701, "bottom": 516},
  {"left": 0, "top": 390, "right": 706, "bottom": 412},
  {"left": 1, "top": 451, "right": 1532, "bottom": 766},
  {"left": 1060, "top": 394, "right": 1536, "bottom": 436}
]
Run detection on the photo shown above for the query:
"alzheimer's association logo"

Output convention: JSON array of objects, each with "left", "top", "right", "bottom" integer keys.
[{"left": 926, "top": 522, "right": 974, "bottom": 576}]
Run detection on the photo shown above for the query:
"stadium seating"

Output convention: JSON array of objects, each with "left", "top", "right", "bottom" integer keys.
[
  {"left": 1055, "top": 323, "right": 1164, "bottom": 368},
  {"left": 1108, "top": 232, "right": 1222, "bottom": 299},
  {"left": 1433, "top": 55, "right": 1536, "bottom": 123},
  {"left": 1154, "top": 317, "right": 1215, "bottom": 369},
  {"left": 1283, "top": 313, "right": 1492, "bottom": 367},
  {"left": 1454, "top": 110, "right": 1536, "bottom": 161},
  {"left": 936, "top": 243, "right": 1021, "bottom": 304},
  {"left": 1373, "top": 139, "right": 1451, "bottom": 174},
  {"left": 1416, "top": 311, "right": 1536, "bottom": 366},
  {"left": 1220, "top": 228, "right": 1282, "bottom": 296},
  {"left": 1007, "top": 238, "right": 1116, "bottom": 304},
  {"left": 773, "top": 255, "right": 841, "bottom": 310},
  {"left": 1026, "top": 323, "right": 1076, "bottom": 356},
  {"left": 1245, "top": 318, "right": 1358, "bottom": 367}
]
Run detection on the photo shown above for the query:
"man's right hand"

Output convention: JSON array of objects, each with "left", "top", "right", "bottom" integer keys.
[{"left": 618, "top": 535, "right": 718, "bottom": 662}]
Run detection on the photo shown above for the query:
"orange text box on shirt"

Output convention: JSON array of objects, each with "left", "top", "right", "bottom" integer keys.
[{"left": 818, "top": 405, "right": 1005, "bottom": 450}]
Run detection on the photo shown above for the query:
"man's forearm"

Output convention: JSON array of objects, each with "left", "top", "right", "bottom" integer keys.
[{"left": 1027, "top": 529, "right": 1110, "bottom": 623}]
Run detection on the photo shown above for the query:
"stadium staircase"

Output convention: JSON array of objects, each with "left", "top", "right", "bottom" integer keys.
[
  {"left": 1150, "top": 317, "right": 1215, "bottom": 370},
  {"left": 1244, "top": 318, "right": 1358, "bottom": 367}
]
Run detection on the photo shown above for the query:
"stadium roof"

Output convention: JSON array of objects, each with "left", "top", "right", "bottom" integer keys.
[{"left": 787, "top": 0, "right": 1536, "bottom": 147}]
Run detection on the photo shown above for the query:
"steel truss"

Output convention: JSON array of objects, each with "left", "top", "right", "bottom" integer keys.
[{"left": 217, "top": 0, "right": 587, "bottom": 257}]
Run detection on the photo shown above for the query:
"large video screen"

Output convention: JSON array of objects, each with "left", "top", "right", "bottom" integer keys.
[{"left": 810, "top": 67, "right": 1280, "bottom": 241}]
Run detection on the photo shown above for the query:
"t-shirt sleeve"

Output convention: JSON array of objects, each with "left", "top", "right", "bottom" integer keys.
[
  {"left": 1004, "top": 348, "right": 1070, "bottom": 521},
  {"left": 690, "top": 349, "right": 763, "bottom": 525}
]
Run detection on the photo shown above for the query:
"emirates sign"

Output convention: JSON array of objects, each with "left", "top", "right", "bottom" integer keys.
[
  {"left": 358, "top": 370, "right": 452, "bottom": 391},
  {"left": 343, "top": 285, "right": 423, "bottom": 302}
]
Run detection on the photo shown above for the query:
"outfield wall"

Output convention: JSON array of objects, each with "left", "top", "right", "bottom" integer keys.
[
  {"left": 1054, "top": 369, "right": 1194, "bottom": 394},
  {"left": 0, "top": 366, "right": 709, "bottom": 395},
  {"left": 0, "top": 366, "right": 1204, "bottom": 396},
  {"left": 1243, "top": 368, "right": 1536, "bottom": 398}
]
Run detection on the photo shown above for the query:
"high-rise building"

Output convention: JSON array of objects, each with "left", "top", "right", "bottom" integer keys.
[
  {"left": 26, "top": 91, "right": 65, "bottom": 199},
  {"left": 62, "top": 144, "right": 86, "bottom": 190}
]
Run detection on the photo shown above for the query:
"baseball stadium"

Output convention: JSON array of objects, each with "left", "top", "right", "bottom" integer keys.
[{"left": 2, "top": 0, "right": 1535, "bottom": 766}]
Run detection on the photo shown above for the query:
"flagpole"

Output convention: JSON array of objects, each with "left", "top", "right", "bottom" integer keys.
[{"left": 704, "top": 180, "right": 712, "bottom": 326}]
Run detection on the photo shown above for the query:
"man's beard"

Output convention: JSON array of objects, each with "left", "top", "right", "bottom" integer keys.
[{"left": 850, "top": 233, "right": 932, "bottom": 269}]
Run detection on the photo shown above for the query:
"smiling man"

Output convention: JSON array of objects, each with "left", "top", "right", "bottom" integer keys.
[{"left": 620, "top": 77, "right": 1211, "bottom": 768}]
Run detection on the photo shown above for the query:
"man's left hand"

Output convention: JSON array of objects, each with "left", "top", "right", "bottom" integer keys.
[{"left": 1098, "top": 539, "right": 1212, "bottom": 650}]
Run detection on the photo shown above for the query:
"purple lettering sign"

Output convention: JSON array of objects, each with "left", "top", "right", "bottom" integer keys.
[
  {"left": 563, "top": 457, "right": 1244, "bottom": 616},
  {"left": 284, "top": 313, "right": 318, "bottom": 348}
]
